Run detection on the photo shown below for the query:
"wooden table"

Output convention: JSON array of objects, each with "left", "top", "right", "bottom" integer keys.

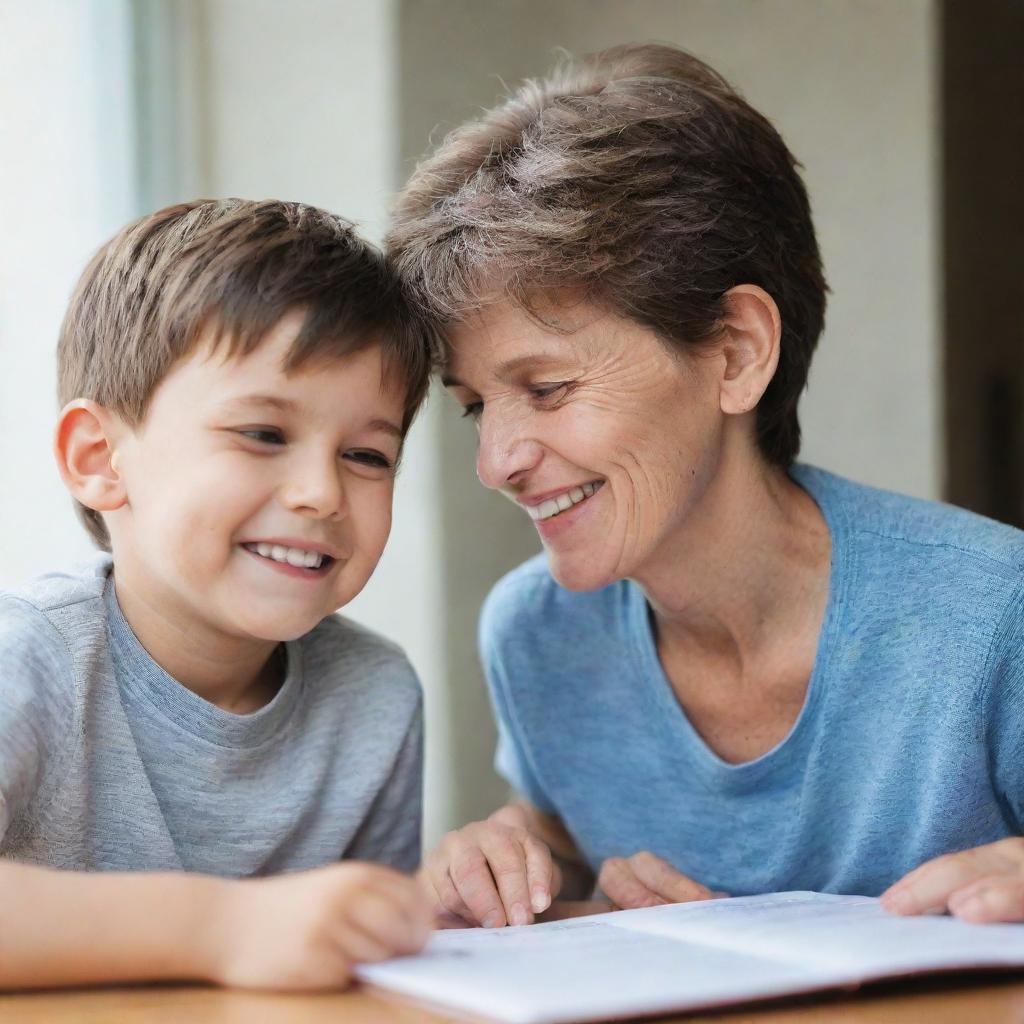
[{"left": 3, "top": 976, "right": 1024, "bottom": 1023}]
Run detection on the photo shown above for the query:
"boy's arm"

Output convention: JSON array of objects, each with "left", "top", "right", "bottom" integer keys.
[
  {"left": 0, "top": 861, "right": 222, "bottom": 987},
  {"left": 0, "top": 858, "right": 432, "bottom": 990}
]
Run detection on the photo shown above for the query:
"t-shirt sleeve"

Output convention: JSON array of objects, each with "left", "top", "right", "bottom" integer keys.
[
  {"left": 343, "top": 684, "right": 424, "bottom": 872},
  {"left": 984, "top": 581, "right": 1024, "bottom": 830},
  {"left": 0, "top": 597, "right": 75, "bottom": 844},
  {"left": 479, "top": 582, "right": 557, "bottom": 815}
]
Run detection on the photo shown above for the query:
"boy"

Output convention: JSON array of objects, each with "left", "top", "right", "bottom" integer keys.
[{"left": 0, "top": 199, "right": 436, "bottom": 989}]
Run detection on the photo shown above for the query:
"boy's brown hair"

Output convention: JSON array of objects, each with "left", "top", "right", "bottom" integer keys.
[
  {"left": 387, "top": 43, "right": 827, "bottom": 467},
  {"left": 59, "top": 198, "right": 435, "bottom": 550}
]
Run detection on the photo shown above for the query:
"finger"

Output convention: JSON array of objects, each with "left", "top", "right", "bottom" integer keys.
[
  {"left": 597, "top": 857, "right": 664, "bottom": 909},
  {"left": 523, "top": 834, "right": 556, "bottom": 914},
  {"left": 346, "top": 889, "right": 425, "bottom": 956},
  {"left": 433, "top": 869, "right": 476, "bottom": 923},
  {"left": 333, "top": 919, "right": 395, "bottom": 964},
  {"left": 479, "top": 830, "right": 534, "bottom": 926},
  {"left": 948, "top": 876, "right": 1024, "bottom": 924},
  {"left": 629, "top": 852, "right": 713, "bottom": 904},
  {"left": 882, "top": 847, "right": 1007, "bottom": 916},
  {"left": 449, "top": 843, "right": 508, "bottom": 928},
  {"left": 425, "top": 847, "right": 481, "bottom": 922}
]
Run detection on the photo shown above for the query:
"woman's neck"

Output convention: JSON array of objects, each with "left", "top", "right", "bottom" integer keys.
[{"left": 633, "top": 452, "right": 831, "bottom": 673}]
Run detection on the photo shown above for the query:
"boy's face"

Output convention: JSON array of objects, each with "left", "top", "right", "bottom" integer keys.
[{"left": 109, "top": 311, "right": 405, "bottom": 644}]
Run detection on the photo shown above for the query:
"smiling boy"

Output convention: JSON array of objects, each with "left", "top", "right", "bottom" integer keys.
[{"left": 0, "top": 199, "right": 435, "bottom": 989}]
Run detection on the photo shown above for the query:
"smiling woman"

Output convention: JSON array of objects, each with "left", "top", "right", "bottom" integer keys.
[{"left": 389, "top": 43, "right": 1024, "bottom": 930}]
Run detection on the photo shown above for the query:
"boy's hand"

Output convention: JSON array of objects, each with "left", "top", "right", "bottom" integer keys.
[
  {"left": 423, "top": 804, "right": 563, "bottom": 928},
  {"left": 209, "top": 862, "right": 433, "bottom": 990},
  {"left": 596, "top": 852, "right": 715, "bottom": 909},
  {"left": 881, "top": 838, "right": 1024, "bottom": 923}
]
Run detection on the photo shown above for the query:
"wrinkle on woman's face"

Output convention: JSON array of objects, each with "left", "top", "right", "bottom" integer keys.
[{"left": 444, "top": 300, "right": 728, "bottom": 591}]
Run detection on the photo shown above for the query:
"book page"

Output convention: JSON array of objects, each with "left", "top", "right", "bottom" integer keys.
[
  {"left": 357, "top": 893, "right": 1024, "bottom": 1024},
  {"left": 360, "top": 914, "right": 825, "bottom": 1024},
  {"left": 608, "top": 892, "right": 1024, "bottom": 975}
]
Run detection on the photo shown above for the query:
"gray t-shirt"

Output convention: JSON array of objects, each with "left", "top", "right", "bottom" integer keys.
[{"left": 0, "top": 556, "right": 422, "bottom": 875}]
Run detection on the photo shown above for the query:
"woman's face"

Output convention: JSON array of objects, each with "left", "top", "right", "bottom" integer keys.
[{"left": 444, "top": 300, "right": 731, "bottom": 591}]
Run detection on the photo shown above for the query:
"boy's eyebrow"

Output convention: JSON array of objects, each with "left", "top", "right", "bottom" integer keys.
[
  {"left": 366, "top": 419, "right": 404, "bottom": 441},
  {"left": 219, "top": 394, "right": 298, "bottom": 414},
  {"left": 219, "top": 395, "right": 403, "bottom": 440}
]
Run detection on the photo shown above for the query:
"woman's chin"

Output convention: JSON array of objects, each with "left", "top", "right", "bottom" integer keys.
[{"left": 546, "top": 553, "right": 620, "bottom": 593}]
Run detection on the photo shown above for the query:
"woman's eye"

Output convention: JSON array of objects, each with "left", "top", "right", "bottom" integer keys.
[
  {"left": 529, "top": 382, "right": 570, "bottom": 405},
  {"left": 460, "top": 401, "right": 484, "bottom": 420},
  {"left": 345, "top": 450, "right": 394, "bottom": 471},
  {"left": 240, "top": 428, "right": 285, "bottom": 445}
]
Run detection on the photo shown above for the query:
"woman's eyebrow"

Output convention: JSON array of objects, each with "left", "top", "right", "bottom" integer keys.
[{"left": 442, "top": 353, "right": 567, "bottom": 389}]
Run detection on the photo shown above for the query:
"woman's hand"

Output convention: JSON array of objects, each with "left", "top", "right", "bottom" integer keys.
[
  {"left": 881, "top": 838, "right": 1024, "bottom": 923},
  {"left": 422, "top": 802, "right": 566, "bottom": 928},
  {"left": 210, "top": 862, "right": 433, "bottom": 990},
  {"left": 597, "top": 852, "right": 715, "bottom": 909}
]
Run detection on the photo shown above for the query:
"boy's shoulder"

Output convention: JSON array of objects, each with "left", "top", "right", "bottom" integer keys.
[
  {"left": 1, "top": 555, "right": 112, "bottom": 656},
  {"left": 3, "top": 555, "right": 111, "bottom": 615},
  {"left": 297, "top": 612, "right": 422, "bottom": 707}
]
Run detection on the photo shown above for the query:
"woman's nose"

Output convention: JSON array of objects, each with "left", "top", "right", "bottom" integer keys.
[{"left": 475, "top": 407, "right": 543, "bottom": 489}]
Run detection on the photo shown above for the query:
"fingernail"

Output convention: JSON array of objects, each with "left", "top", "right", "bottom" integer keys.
[
  {"left": 482, "top": 912, "right": 504, "bottom": 929},
  {"left": 531, "top": 888, "right": 550, "bottom": 913},
  {"left": 509, "top": 903, "right": 529, "bottom": 926},
  {"left": 710, "top": 890, "right": 730, "bottom": 899}
]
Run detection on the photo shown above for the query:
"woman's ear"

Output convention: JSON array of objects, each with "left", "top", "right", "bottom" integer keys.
[
  {"left": 54, "top": 400, "right": 129, "bottom": 514},
  {"left": 717, "top": 284, "right": 782, "bottom": 416}
]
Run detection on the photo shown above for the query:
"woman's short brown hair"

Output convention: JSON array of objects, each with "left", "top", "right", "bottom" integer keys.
[
  {"left": 59, "top": 198, "right": 435, "bottom": 549},
  {"left": 387, "top": 43, "right": 827, "bottom": 466}
]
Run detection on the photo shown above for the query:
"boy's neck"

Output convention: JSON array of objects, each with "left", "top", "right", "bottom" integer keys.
[{"left": 110, "top": 569, "right": 285, "bottom": 714}]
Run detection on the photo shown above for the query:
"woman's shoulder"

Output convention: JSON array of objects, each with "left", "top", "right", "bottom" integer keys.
[{"left": 795, "top": 464, "right": 1024, "bottom": 579}]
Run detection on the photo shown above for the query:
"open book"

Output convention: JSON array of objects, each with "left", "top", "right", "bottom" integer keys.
[{"left": 356, "top": 892, "right": 1024, "bottom": 1024}]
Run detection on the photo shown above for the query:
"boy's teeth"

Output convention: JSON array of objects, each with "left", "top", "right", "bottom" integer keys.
[
  {"left": 528, "top": 482, "right": 602, "bottom": 521},
  {"left": 249, "top": 543, "right": 324, "bottom": 569}
]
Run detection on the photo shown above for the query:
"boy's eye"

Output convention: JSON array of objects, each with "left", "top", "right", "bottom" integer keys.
[
  {"left": 460, "top": 401, "right": 484, "bottom": 421},
  {"left": 239, "top": 427, "right": 285, "bottom": 445},
  {"left": 344, "top": 449, "right": 394, "bottom": 471}
]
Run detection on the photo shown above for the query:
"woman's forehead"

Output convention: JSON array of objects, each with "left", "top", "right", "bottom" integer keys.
[{"left": 443, "top": 300, "right": 670, "bottom": 387}]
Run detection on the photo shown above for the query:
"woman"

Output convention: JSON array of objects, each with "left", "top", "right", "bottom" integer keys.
[{"left": 388, "top": 44, "right": 1024, "bottom": 928}]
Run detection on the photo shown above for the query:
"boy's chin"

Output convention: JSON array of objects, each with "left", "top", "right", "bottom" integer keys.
[{"left": 234, "top": 613, "right": 326, "bottom": 644}]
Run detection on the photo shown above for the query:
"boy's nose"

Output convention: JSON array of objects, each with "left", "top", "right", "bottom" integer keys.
[{"left": 281, "top": 457, "right": 347, "bottom": 519}]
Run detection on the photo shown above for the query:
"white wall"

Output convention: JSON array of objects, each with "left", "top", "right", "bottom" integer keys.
[{"left": 0, "top": 1, "right": 137, "bottom": 590}]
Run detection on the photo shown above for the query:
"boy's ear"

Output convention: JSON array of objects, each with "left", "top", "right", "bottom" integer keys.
[
  {"left": 717, "top": 284, "right": 782, "bottom": 417},
  {"left": 54, "top": 400, "right": 129, "bottom": 514}
]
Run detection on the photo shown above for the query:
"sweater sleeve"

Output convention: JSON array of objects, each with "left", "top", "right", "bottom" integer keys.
[
  {"left": 0, "top": 597, "right": 75, "bottom": 846},
  {"left": 479, "top": 580, "right": 557, "bottom": 815},
  {"left": 983, "top": 580, "right": 1024, "bottom": 832}
]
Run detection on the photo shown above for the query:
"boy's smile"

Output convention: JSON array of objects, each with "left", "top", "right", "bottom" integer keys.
[{"left": 103, "top": 310, "right": 405, "bottom": 703}]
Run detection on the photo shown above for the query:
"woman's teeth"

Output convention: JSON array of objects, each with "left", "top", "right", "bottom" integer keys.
[
  {"left": 245, "top": 542, "right": 326, "bottom": 569},
  {"left": 528, "top": 481, "right": 601, "bottom": 521}
]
